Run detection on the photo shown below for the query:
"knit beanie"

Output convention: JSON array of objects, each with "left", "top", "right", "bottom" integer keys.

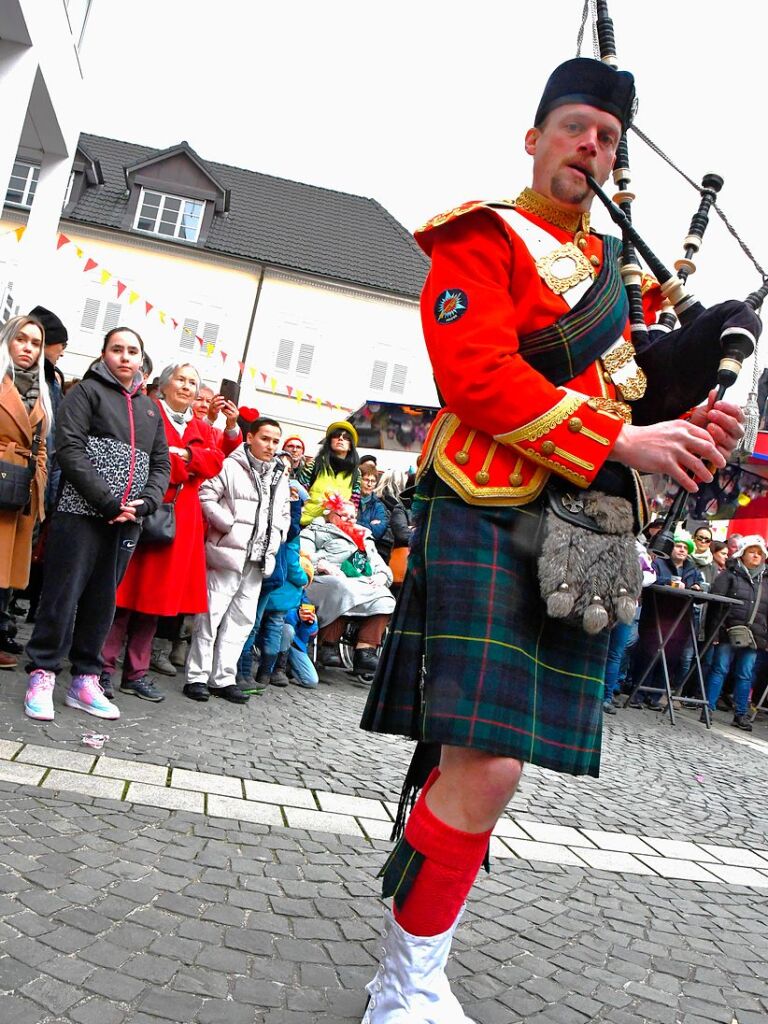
[{"left": 29, "top": 306, "right": 68, "bottom": 346}]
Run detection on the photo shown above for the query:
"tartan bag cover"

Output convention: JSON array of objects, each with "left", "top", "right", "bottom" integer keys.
[{"left": 360, "top": 472, "right": 608, "bottom": 777}]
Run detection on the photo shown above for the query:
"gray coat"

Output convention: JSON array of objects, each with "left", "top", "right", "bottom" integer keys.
[{"left": 300, "top": 519, "right": 395, "bottom": 626}]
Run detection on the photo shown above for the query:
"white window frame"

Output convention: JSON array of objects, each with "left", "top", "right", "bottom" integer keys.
[
  {"left": 133, "top": 187, "right": 205, "bottom": 243},
  {"left": 5, "top": 161, "right": 39, "bottom": 208}
]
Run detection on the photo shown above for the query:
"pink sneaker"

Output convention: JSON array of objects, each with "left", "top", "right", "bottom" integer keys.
[
  {"left": 65, "top": 674, "right": 120, "bottom": 720},
  {"left": 24, "top": 670, "right": 56, "bottom": 721}
]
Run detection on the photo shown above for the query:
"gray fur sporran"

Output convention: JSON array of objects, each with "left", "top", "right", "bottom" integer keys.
[{"left": 538, "top": 489, "right": 642, "bottom": 635}]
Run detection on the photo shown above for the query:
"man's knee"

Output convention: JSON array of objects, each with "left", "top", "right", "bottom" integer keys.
[{"left": 432, "top": 748, "right": 523, "bottom": 830}]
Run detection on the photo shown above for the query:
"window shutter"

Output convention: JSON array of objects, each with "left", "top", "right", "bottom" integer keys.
[
  {"left": 369, "top": 360, "right": 388, "bottom": 391},
  {"left": 202, "top": 322, "right": 219, "bottom": 357},
  {"left": 391, "top": 363, "right": 408, "bottom": 394},
  {"left": 102, "top": 302, "right": 121, "bottom": 332},
  {"left": 180, "top": 318, "right": 198, "bottom": 351},
  {"left": 80, "top": 298, "right": 100, "bottom": 332},
  {"left": 276, "top": 339, "right": 294, "bottom": 371},
  {"left": 296, "top": 343, "right": 314, "bottom": 375}
]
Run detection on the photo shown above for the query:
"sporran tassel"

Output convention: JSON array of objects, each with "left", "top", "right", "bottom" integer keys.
[{"left": 735, "top": 390, "right": 760, "bottom": 461}]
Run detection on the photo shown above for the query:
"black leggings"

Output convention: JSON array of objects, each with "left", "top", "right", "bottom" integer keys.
[{"left": 26, "top": 512, "right": 140, "bottom": 677}]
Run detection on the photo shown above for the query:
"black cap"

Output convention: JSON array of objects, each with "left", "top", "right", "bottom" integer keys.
[
  {"left": 29, "top": 305, "right": 68, "bottom": 347},
  {"left": 534, "top": 57, "right": 636, "bottom": 133}
]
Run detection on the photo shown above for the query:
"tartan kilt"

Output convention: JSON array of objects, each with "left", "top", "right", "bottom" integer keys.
[{"left": 360, "top": 472, "right": 609, "bottom": 777}]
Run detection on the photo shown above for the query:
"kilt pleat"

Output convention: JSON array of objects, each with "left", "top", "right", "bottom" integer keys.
[{"left": 360, "top": 472, "right": 608, "bottom": 777}]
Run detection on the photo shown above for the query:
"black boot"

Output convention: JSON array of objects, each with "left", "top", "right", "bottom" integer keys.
[
  {"left": 353, "top": 647, "right": 379, "bottom": 680},
  {"left": 270, "top": 651, "right": 290, "bottom": 687},
  {"left": 255, "top": 662, "right": 273, "bottom": 688},
  {"left": 318, "top": 644, "right": 342, "bottom": 669}
]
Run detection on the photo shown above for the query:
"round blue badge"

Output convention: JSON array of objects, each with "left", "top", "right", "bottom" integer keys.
[{"left": 434, "top": 289, "right": 468, "bottom": 324}]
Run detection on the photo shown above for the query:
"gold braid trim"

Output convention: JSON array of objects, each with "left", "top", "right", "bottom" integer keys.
[
  {"left": 601, "top": 341, "right": 637, "bottom": 374},
  {"left": 514, "top": 188, "right": 591, "bottom": 235},
  {"left": 494, "top": 393, "right": 584, "bottom": 445}
]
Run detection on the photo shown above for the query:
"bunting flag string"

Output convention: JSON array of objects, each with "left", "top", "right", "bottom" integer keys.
[{"left": 51, "top": 231, "right": 351, "bottom": 412}]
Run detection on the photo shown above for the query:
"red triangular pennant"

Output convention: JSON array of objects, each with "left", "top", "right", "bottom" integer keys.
[
  {"left": 260, "top": 372, "right": 267, "bottom": 384},
  {"left": 83, "top": 257, "right": 98, "bottom": 273},
  {"left": 56, "top": 233, "right": 70, "bottom": 250},
  {"left": 219, "top": 350, "right": 227, "bottom": 363},
  {"left": 171, "top": 318, "right": 178, "bottom": 331},
  {"left": 238, "top": 362, "right": 245, "bottom": 373},
  {"left": 116, "top": 281, "right": 126, "bottom": 299},
  {"left": 286, "top": 385, "right": 293, "bottom": 397},
  {"left": 196, "top": 336, "right": 205, "bottom": 348},
  {"left": 144, "top": 301, "right": 153, "bottom": 316}
]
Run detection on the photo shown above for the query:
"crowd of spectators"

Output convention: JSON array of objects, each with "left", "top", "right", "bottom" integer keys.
[
  {"left": 604, "top": 524, "right": 768, "bottom": 732},
  {"left": 0, "top": 309, "right": 414, "bottom": 724},
  {"left": 4, "top": 306, "right": 768, "bottom": 733}
]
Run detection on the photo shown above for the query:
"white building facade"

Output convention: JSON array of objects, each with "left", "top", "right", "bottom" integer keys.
[
  {"left": 1, "top": 130, "right": 437, "bottom": 453},
  {"left": 0, "top": 0, "right": 91, "bottom": 316}
]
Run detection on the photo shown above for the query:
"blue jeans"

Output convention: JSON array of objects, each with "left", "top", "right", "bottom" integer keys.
[
  {"left": 705, "top": 643, "right": 756, "bottom": 715},
  {"left": 237, "top": 592, "right": 269, "bottom": 679},
  {"left": 604, "top": 620, "right": 636, "bottom": 702},
  {"left": 281, "top": 623, "right": 318, "bottom": 688},
  {"left": 259, "top": 611, "right": 285, "bottom": 672}
]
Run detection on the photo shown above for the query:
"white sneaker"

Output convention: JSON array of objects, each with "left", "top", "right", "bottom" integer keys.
[
  {"left": 362, "top": 909, "right": 474, "bottom": 1023},
  {"left": 24, "top": 669, "right": 56, "bottom": 721}
]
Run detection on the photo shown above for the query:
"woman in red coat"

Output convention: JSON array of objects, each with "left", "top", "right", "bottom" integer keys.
[{"left": 101, "top": 362, "right": 224, "bottom": 700}]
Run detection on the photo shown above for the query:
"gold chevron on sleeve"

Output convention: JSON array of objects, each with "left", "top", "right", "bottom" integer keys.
[{"left": 494, "top": 393, "right": 584, "bottom": 445}]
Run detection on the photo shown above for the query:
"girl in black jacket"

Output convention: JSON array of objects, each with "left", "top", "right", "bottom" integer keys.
[{"left": 24, "top": 328, "right": 170, "bottom": 723}]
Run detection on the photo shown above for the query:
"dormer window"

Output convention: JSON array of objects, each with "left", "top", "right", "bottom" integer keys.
[
  {"left": 133, "top": 188, "right": 205, "bottom": 243},
  {"left": 6, "top": 161, "right": 39, "bottom": 208}
]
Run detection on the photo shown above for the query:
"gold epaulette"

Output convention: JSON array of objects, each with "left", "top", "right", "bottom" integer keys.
[{"left": 415, "top": 199, "right": 517, "bottom": 236}]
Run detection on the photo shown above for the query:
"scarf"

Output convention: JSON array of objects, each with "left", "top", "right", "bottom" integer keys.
[
  {"left": 690, "top": 548, "right": 713, "bottom": 568},
  {"left": 337, "top": 519, "right": 367, "bottom": 552},
  {"left": 246, "top": 449, "right": 276, "bottom": 478},
  {"left": 160, "top": 400, "right": 193, "bottom": 437},
  {"left": 11, "top": 365, "right": 40, "bottom": 412}
]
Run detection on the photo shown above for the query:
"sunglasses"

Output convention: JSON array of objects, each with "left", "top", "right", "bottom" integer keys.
[{"left": 694, "top": 535, "right": 712, "bottom": 543}]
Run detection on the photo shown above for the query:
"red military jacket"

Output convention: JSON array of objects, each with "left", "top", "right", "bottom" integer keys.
[{"left": 415, "top": 191, "right": 662, "bottom": 505}]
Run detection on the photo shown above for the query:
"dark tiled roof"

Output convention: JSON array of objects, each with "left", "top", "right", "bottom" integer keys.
[{"left": 66, "top": 133, "right": 428, "bottom": 299}]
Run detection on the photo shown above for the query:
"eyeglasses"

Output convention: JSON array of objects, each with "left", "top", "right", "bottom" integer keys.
[{"left": 694, "top": 535, "right": 712, "bottom": 544}]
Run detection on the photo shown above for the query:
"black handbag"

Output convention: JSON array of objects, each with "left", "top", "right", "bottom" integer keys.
[
  {"left": 139, "top": 484, "right": 183, "bottom": 545},
  {"left": 0, "top": 423, "right": 43, "bottom": 513}
]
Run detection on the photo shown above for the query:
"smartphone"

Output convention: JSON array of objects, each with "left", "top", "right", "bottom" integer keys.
[{"left": 219, "top": 378, "right": 240, "bottom": 406}]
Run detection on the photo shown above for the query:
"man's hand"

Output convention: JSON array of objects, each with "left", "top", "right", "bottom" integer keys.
[
  {"left": 206, "top": 394, "right": 226, "bottom": 424},
  {"left": 688, "top": 389, "right": 745, "bottom": 463},
  {"left": 611, "top": 418, "right": 726, "bottom": 493},
  {"left": 220, "top": 400, "right": 239, "bottom": 430}
]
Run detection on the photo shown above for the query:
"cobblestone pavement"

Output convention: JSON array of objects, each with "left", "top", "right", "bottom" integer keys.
[{"left": 0, "top": 640, "right": 766, "bottom": 1023}]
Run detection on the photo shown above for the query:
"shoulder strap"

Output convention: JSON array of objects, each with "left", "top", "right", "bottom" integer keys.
[
  {"left": 25, "top": 421, "right": 43, "bottom": 475},
  {"left": 748, "top": 578, "right": 763, "bottom": 626}
]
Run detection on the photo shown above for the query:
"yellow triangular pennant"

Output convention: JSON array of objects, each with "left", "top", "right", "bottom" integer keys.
[{"left": 99, "top": 269, "right": 112, "bottom": 285}]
